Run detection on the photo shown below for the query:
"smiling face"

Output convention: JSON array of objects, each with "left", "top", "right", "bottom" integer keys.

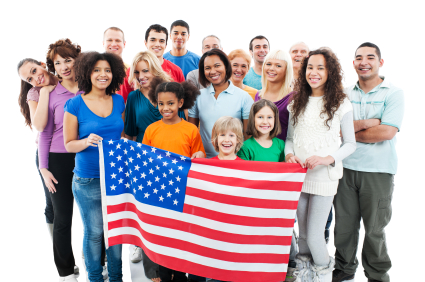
[
  {"left": 170, "top": 26, "right": 189, "bottom": 50},
  {"left": 157, "top": 91, "right": 183, "bottom": 124},
  {"left": 354, "top": 46, "right": 383, "bottom": 81},
  {"left": 145, "top": 30, "right": 167, "bottom": 59},
  {"left": 19, "top": 62, "right": 51, "bottom": 87},
  {"left": 204, "top": 55, "right": 227, "bottom": 86},
  {"left": 103, "top": 29, "right": 126, "bottom": 57},
  {"left": 250, "top": 39, "right": 269, "bottom": 64},
  {"left": 230, "top": 56, "right": 249, "bottom": 84},
  {"left": 263, "top": 59, "right": 287, "bottom": 83},
  {"left": 290, "top": 43, "right": 309, "bottom": 70},
  {"left": 90, "top": 60, "right": 112, "bottom": 91},
  {"left": 202, "top": 36, "right": 221, "bottom": 53},
  {"left": 217, "top": 129, "right": 238, "bottom": 156},
  {"left": 53, "top": 54, "right": 75, "bottom": 81},
  {"left": 134, "top": 60, "right": 154, "bottom": 90},
  {"left": 254, "top": 106, "right": 275, "bottom": 137},
  {"left": 306, "top": 54, "right": 328, "bottom": 91}
]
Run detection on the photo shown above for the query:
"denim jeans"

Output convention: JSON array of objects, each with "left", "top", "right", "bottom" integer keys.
[
  {"left": 72, "top": 175, "right": 123, "bottom": 282},
  {"left": 36, "top": 149, "right": 54, "bottom": 224}
]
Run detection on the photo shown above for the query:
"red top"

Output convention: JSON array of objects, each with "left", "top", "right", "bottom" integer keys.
[
  {"left": 116, "top": 59, "right": 185, "bottom": 103},
  {"left": 211, "top": 156, "right": 243, "bottom": 160}
]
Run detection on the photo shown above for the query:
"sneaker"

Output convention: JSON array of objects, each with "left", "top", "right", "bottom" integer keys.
[
  {"left": 130, "top": 246, "right": 143, "bottom": 263},
  {"left": 74, "top": 265, "right": 79, "bottom": 274},
  {"left": 58, "top": 274, "right": 78, "bottom": 281},
  {"left": 332, "top": 269, "right": 354, "bottom": 282},
  {"left": 325, "top": 229, "right": 330, "bottom": 244},
  {"left": 102, "top": 265, "right": 108, "bottom": 280}
]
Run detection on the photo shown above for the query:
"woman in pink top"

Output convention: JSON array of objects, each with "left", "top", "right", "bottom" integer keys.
[{"left": 38, "top": 39, "right": 83, "bottom": 281}]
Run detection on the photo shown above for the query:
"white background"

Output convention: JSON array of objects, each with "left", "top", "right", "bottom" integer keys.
[{"left": 1, "top": 0, "right": 423, "bottom": 281}]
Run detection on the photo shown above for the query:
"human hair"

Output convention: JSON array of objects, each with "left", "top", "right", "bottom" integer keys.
[
  {"left": 170, "top": 20, "right": 190, "bottom": 34},
  {"left": 211, "top": 116, "right": 244, "bottom": 153},
  {"left": 148, "top": 77, "right": 200, "bottom": 110},
  {"left": 128, "top": 51, "right": 171, "bottom": 90},
  {"left": 103, "top": 27, "right": 125, "bottom": 41},
  {"left": 198, "top": 49, "right": 232, "bottom": 88},
  {"left": 249, "top": 35, "right": 270, "bottom": 52},
  {"left": 355, "top": 42, "right": 381, "bottom": 60},
  {"left": 258, "top": 50, "right": 293, "bottom": 100},
  {"left": 246, "top": 99, "right": 281, "bottom": 139},
  {"left": 228, "top": 49, "right": 251, "bottom": 69},
  {"left": 289, "top": 41, "right": 309, "bottom": 53},
  {"left": 74, "top": 51, "right": 126, "bottom": 95},
  {"left": 202, "top": 35, "right": 221, "bottom": 49},
  {"left": 46, "top": 38, "right": 81, "bottom": 79},
  {"left": 17, "top": 58, "right": 49, "bottom": 129},
  {"left": 145, "top": 24, "right": 168, "bottom": 45},
  {"left": 291, "top": 48, "right": 346, "bottom": 129}
]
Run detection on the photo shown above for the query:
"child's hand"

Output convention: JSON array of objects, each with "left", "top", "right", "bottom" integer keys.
[
  {"left": 305, "top": 155, "right": 335, "bottom": 169},
  {"left": 191, "top": 151, "right": 205, "bottom": 159},
  {"left": 285, "top": 153, "right": 305, "bottom": 168}
]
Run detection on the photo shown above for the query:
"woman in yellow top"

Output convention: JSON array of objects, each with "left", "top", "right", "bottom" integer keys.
[{"left": 228, "top": 49, "right": 258, "bottom": 100}]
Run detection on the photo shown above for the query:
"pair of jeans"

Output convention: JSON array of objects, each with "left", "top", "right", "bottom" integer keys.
[
  {"left": 72, "top": 175, "right": 123, "bottom": 282},
  {"left": 36, "top": 149, "right": 54, "bottom": 224},
  {"left": 334, "top": 168, "right": 393, "bottom": 282}
]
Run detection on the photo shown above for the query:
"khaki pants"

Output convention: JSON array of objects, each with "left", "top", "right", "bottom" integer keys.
[{"left": 334, "top": 168, "right": 393, "bottom": 282}]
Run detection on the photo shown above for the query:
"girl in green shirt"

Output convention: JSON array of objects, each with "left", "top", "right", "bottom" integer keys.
[{"left": 238, "top": 99, "right": 285, "bottom": 162}]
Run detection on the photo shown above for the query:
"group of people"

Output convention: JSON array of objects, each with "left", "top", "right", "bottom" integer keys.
[{"left": 17, "top": 19, "right": 403, "bottom": 282}]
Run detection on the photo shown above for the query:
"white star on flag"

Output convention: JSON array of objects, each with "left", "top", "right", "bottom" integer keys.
[
  {"left": 111, "top": 173, "right": 117, "bottom": 179},
  {"left": 167, "top": 192, "right": 172, "bottom": 197},
  {"left": 125, "top": 183, "right": 130, "bottom": 188},
  {"left": 163, "top": 173, "right": 167, "bottom": 178},
  {"left": 147, "top": 181, "right": 152, "bottom": 186},
  {"left": 130, "top": 146, "right": 134, "bottom": 151},
  {"left": 129, "top": 169, "right": 132, "bottom": 174},
  {"left": 156, "top": 165, "right": 160, "bottom": 170},
  {"left": 116, "top": 155, "right": 122, "bottom": 161},
  {"left": 125, "top": 161, "right": 128, "bottom": 166},
  {"left": 143, "top": 161, "right": 147, "bottom": 166},
  {"left": 149, "top": 158, "right": 153, "bottom": 163},
  {"left": 151, "top": 147, "right": 156, "bottom": 153},
  {"left": 144, "top": 193, "right": 149, "bottom": 198},
  {"left": 149, "top": 169, "right": 154, "bottom": 174},
  {"left": 138, "top": 185, "right": 143, "bottom": 190},
  {"left": 118, "top": 178, "right": 123, "bottom": 184},
  {"left": 153, "top": 188, "right": 158, "bottom": 194},
  {"left": 178, "top": 166, "right": 183, "bottom": 170},
  {"left": 133, "top": 177, "right": 138, "bottom": 182},
  {"left": 161, "top": 184, "right": 166, "bottom": 190},
  {"left": 118, "top": 167, "right": 123, "bottom": 172},
  {"left": 123, "top": 149, "right": 128, "bottom": 154},
  {"left": 172, "top": 159, "right": 178, "bottom": 164},
  {"left": 163, "top": 161, "right": 168, "bottom": 167},
  {"left": 176, "top": 176, "right": 181, "bottom": 182},
  {"left": 159, "top": 196, "right": 164, "bottom": 201},
  {"left": 133, "top": 188, "right": 136, "bottom": 194},
  {"left": 155, "top": 176, "right": 160, "bottom": 182},
  {"left": 141, "top": 173, "right": 146, "bottom": 179},
  {"left": 123, "top": 138, "right": 128, "bottom": 143},
  {"left": 169, "top": 180, "right": 174, "bottom": 185},
  {"left": 137, "top": 153, "right": 141, "bottom": 158},
  {"left": 180, "top": 156, "right": 185, "bottom": 161},
  {"left": 175, "top": 188, "right": 180, "bottom": 193},
  {"left": 169, "top": 168, "right": 174, "bottom": 174},
  {"left": 157, "top": 155, "right": 163, "bottom": 160},
  {"left": 110, "top": 162, "right": 115, "bottom": 167},
  {"left": 116, "top": 144, "right": 121, "bottom": 149},
  {"left": 125, "top": 172, "right": 130, "bottom": 177},
  {"left": 135, "top": 165, "right": 140, "bottom": 171},
  {"left": 137, "top": 143, "right": 142, "bottom": 148},
  {"left": 142, "top": 150, "right": 147, "bottom": 155},
  {"left": 173, "top": 199, "right": 178, "bottom": 205},
  {"left": 166, "top": 152, "right": 171, "bottom": 157},
  {"left": 108, "top": 140, "right": 113, "bottom": 144},
  {"left": 129, "top": 157, "right": 134, "bottom": 163},
  {"left": 110, "top": 185, "right": 116, "bottom": 190}
]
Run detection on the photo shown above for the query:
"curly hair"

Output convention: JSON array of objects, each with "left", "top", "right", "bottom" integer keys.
[
  {"left": 46, "top": 39, "right": 81, "bottom": 79},
  {"left": 148, "top": 77, "right": 200, "bottom": 110},
  {"left": 291, "top": 48, "right": 346, "bottom": 129},
  {"left": 74, "top": 51, "right": 126, "bottom": 95}
]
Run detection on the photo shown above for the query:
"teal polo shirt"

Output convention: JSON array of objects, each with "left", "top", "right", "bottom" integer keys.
[
  {"left": 343, "top": 77, "right": 404, "bottom": 174},
  {"left": 188, "top": 81, "right": 254, "bottom": 158}
]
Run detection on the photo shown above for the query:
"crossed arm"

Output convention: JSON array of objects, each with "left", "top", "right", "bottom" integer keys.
[{"left": 354, "top": 119, "right": 398, "bottom": 143}]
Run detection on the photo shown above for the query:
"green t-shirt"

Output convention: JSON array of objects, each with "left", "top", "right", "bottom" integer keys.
[{"left": 237, "top": 137, "right": 285, "bottom": 162}]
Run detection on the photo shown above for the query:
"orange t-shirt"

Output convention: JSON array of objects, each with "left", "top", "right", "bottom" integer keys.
[{"left": 142, "top": 119, "right": 206, "bottom": 158}]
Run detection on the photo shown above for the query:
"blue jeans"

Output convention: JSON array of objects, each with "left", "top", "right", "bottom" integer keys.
[
  {"left": 72, "top": 175, "right": 122, "bottom": 282},
  {"left": 36, "top": 149, "right": 54, "bottom": 224}
]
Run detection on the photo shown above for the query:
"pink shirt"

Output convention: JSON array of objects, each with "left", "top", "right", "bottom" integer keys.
[{"left": 27, "top": 87, "right": 42, "bottom": 145}]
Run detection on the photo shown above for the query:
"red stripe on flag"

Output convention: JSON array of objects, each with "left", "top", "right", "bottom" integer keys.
[
  {"left": 192, "top": 158, "right": 307, "bottom": 174},
  {"left": 109, "top": 234, "right": 288, "bottom": 282},
  {"left": 183, "top": 204, "right": 295, "bottom": 227},
  {"left": 107, "top": 203, "right": 292, "bottom": 245},
  {"left": 188, "top": 170, "right": 303, "bottom": 192},
  {"left": 186, "top": 187, "right": 299, "bottom": 209},
  {"left": 109, "top": 219, "right": 289, "bottom": 263}
]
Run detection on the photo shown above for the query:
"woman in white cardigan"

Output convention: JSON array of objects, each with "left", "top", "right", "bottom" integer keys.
[{"left": 285, "top": 48, "right": 356, "bottom": 282}]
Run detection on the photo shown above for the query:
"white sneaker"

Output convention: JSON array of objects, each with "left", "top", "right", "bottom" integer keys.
[
  {"left": 74, "top": 265, "right": 79, "bottom": 274},
  {"left": 130, "top": 247, "right": 143, "bottom": 263},
  {"left": 103, "top": 265, "right": 108, "bottom": 280},
  {"left": 58, "top": 274, "right": 78, "bottom": 281}
]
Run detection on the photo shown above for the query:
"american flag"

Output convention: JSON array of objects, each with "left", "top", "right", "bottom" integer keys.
[{"left": 99, "top": 138, "right": 307, "bottom": 282}]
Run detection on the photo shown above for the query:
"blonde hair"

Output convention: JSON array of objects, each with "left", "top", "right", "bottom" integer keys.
[
  {"left": 128, "top": 51, "right": 171, "bottom": 90},
  {"left": 258, "top": 49, "right": 293, "bottom": 100},
  {"left": 211, "top": 116, "right": 244, "bottom": 153},
  {"left": 228, "top": 49, "right": 251, "bottom": 69}
]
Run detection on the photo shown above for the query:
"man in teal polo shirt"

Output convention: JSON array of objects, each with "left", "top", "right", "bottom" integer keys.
[{"left": 332, "top": 43, "right": 404, "bottom": 282}]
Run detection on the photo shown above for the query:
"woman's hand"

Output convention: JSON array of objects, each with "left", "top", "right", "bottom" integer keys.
[
  {"left": 40, "top": 168, "right": 58, "bottom": 193},
  {"left": 191, "top": 151, "right": 205, "bottom": 159},
  {"left": 40, "top": 85, "right": 56, "bottom": 96},
  {"left": 304, "top": 155, "right": 335, "bottom": 170},
  {"left": 285, "top": 153, "right": 305, "bottom": 168},
  {"left": 86, "top": 134, "right": 103, "bottom": 147}
]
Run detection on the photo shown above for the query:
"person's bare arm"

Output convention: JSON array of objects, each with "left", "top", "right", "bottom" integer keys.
[
  {"left": 63, "top": 112, "right": 102, "bottom": 153},
  {"left": 188, "top": 117, "right": 199, "bottom": 127},
  {"left": 30, "top": 86, "right": 55, "bottom": 132},
  {"left": 353, "top": 119, "right": 381, "bottom": 132},
  {"left": 355, "top": 124, "right": 398, "bottom": 143},
  {"left": 243, "top": 119, "right": 250, "bottom": 140}
]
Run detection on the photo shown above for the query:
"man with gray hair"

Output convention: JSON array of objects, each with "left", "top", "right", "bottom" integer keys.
[
  {"left": 289, "top": 42, "right": 309, "bottom": 82},
  {"left": 186, "top": 35, "right": 223, "bottom": 89}
]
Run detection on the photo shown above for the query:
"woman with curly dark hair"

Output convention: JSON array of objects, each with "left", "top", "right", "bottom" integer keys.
[
  {"left": 284, "top": 48, "right": 356, "bottom": 281},
  {"left": 63, "top": 51, "right": 126, "bottom": 282},
  {"left": 38, "top": 38, "right": 83, "bottom": 281}
]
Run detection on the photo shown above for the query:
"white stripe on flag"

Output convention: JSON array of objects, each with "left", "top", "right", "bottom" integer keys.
[
  {"left": 187, "top": 177, "right": 301, "bottom": 201},
  {"left": 190, "top": 163, "right": 306, "bottom": 182},
  {"left": 107, "top": 194, "right": 293, "bottom": 236},
  {"left": 108, "top": 211, "right": 290, "bottom": 254},
  {"left": 185, "top": 195, "right": 297, "bottom": 218},
  {"left": 109, "top": 226, "right": 288, "bottom": 272}
]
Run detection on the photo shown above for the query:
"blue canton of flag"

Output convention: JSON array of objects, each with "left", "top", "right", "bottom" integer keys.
[{"left": 101, "top": 138, "right": 192, "bottom": 212}]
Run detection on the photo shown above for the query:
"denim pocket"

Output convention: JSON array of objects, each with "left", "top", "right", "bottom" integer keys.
[{"left": 74, "top": 176, "right": 95, "bottom": 185}]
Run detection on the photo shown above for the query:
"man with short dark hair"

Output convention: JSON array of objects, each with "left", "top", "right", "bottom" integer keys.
[
  {"left": 243, "top": 35, "right": 270, "bottom": 90},
  {"left": 164, "top": 20, "right": 201, "bottom": 78},
  {"left": 332, "top": 42, "right": 404, "bottom": 282},
  {"left": 186, "top": 35, "right": 223, "bottom": 90}
]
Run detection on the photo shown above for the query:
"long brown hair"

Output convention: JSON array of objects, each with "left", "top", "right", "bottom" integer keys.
[{"left": 291, "top": 48, "right": 346, "bottom": 129}]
